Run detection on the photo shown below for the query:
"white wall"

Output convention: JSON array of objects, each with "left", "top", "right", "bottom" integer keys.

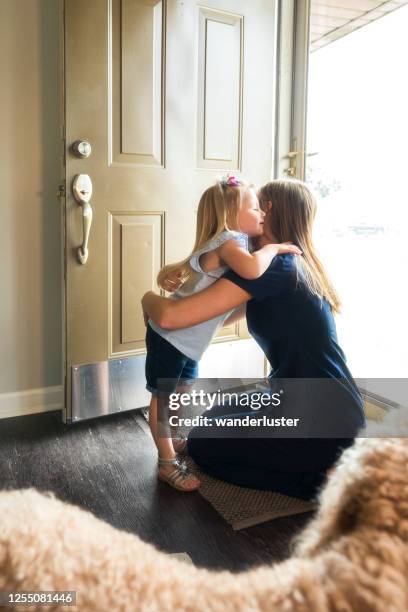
[{"left": 0, "top": 0, "right": 62, "bottom": 415}]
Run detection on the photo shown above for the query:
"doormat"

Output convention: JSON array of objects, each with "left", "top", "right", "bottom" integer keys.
[{"left": 185, "top": 457, "right": 317, "bottom": 530}]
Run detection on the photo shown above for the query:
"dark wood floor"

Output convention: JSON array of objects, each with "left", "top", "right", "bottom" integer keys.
[{"left": 0, "top": 410, "right": 313, "bottom": 572}]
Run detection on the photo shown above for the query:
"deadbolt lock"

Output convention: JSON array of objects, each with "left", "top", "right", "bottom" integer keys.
[{"left": 71, "top": 139, "right": 92, "bottom": 159}]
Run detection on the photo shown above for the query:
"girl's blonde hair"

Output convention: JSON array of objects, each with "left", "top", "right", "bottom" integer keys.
[
  {"left": 157, "top": 179, "right": 252, "bottom": 289},
  {"left": 258, "top": 179, "right": 341, "bottom": 313}
]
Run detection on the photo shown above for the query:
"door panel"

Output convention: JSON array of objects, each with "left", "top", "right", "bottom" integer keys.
[
  {"left": 64, "top": 0, "right": 277, "bottom": 421},
  {"left": 113, "top": 0, "right": 165, "bottom": 165},
  {"left": 197, "top": 7, "right": 243, "bottom": 170},
  {"left": 110, "top": 212, "right": 163, "bottom": 354}
]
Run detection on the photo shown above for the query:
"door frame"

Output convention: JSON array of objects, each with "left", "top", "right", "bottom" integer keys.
[{"left": 59, "top": 0, "right": 68, "bottom": 422}]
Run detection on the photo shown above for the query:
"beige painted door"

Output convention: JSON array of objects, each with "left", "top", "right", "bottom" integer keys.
[{"left": 64, "top": 0, "right": 277, "bottom": 422}]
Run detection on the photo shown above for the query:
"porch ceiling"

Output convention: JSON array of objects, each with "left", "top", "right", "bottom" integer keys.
[{"left": 311, "top": 0, "right": 408, "bottom": 51}]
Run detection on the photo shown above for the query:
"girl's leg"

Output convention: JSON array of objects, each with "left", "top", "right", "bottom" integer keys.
[
  {"left": 171, "top": 360, "right": 199, "bottom": 454},
  {"left": 149, "top": 393, "right": 176, "bottom": 459},
  {"left": 149, "top": 393, "right": 200, "bottom": 491},
  {"left": 170, "top": 383, "right": 192, "bottom": 455}
]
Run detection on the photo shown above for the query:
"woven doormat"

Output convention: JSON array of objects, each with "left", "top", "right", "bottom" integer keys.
[{"left": 185, "top": 457, "right": 316, "bottom": 530}]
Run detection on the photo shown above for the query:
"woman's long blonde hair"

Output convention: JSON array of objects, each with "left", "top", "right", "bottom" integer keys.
[
  {"left": 258, "top": 179, "right": 341, "bottom": 313},
  {"left": 157, "top": 179, "right": 252, "bottom": 289}
]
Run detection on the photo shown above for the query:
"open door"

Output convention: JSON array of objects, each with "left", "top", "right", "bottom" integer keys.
[
  {"left": 276, "top": 0, "right": 408, "bottom": 409},
  {"left": 62, "top": 0, "right": 279, "bottom": 423}
]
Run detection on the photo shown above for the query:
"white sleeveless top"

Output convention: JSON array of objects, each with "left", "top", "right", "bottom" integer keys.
[{"left": 148, "top": 230, "right": 248, "bottom": 361}]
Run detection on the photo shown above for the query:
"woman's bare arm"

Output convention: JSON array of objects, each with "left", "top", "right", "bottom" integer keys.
[{"left": 142, "top": 278, "right": 251, "bottom": 330}]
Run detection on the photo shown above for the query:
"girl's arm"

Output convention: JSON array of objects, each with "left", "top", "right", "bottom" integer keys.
[
  {"left": 142, "top": 278, "right": 251, "bottom": 330},
  {"left": 218, "top": 240, "right": 301, "bottom": 280}
]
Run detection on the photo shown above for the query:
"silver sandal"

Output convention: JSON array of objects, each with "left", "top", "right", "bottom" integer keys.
[{"left": 158, "top": 457, "right": 200, "bottom": 492}]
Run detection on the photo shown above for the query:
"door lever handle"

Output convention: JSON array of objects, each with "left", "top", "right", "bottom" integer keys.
[{"left": 72, "top": 174, "right": 93, "bottom": 265}]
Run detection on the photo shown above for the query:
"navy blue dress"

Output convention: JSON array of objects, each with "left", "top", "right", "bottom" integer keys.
[{"left": 187, "top": 254, "right": 365, "bottom": 500}]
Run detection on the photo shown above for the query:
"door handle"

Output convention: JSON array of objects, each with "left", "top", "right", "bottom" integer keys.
[
  {"left": 284, "top": 138, "right": 306, "bottom": 178},
  {"left": 72, "top": 174, "right": 93, "bottom": 265}
]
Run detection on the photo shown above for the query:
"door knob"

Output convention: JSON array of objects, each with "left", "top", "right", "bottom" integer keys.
[{"left": 72, "top": 174, "right": 93, "bottom": 265}]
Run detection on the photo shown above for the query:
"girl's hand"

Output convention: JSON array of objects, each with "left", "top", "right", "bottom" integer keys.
[
  {"left": 160, "top": 272, "right": 183, "bottom": 293},
  {"left": 273, "top": 242, "right": 302, "bottom": 255}
]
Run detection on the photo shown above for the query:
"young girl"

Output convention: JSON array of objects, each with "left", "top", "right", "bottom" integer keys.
[{"left": 144, "top": 175, "right": 301, "bottom": 492}]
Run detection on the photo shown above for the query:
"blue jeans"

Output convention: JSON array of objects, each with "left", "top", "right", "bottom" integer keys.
[{"left": 145, "top": 324, "right": 198, "bottom": 395}]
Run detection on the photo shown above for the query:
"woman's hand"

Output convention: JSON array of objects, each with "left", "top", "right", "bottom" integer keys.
[
  {"left": 160, "top": 272, "right": 183, "bottom": 293},
  {"left": 223, "top": 304, "right": 246, "bottom": 326}
]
